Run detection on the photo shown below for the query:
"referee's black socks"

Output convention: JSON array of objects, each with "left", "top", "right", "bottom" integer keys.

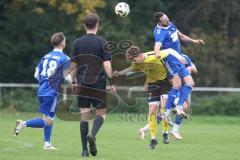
[
  {"left": 91, "top": 115, "right": 104, "bottom": 138},
  {"left": 80, "top": 121, "right": 89, "bottom": 151}
]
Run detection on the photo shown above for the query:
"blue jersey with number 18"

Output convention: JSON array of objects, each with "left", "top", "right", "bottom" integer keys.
[{"left": 36, "top": 49, "right": 70, "bottom": 97}]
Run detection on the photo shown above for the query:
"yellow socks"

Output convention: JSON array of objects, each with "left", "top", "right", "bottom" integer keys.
[
  {"left": 149, "top": 113, "right": 157, "bottom": 139},
  {"left": 160, "top": 108, "right": 169, "bottom": 133}
]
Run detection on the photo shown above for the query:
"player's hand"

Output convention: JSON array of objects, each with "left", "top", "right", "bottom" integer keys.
[
  {"left": 113, "top": 71, "right": 120, "bottom": 77},
  {"left": 192, "top": 39, "right": 205, "bottom": 46},
  {"left": 155, "top": 52, "right": 161, "bottom": 59},
  {"left": 144, "top": 83, "right": 148, "bottom": 91},
  {"left": 179, "top": 56, "right": 187, "bottom": 65},
  {"left": 109, "top": 85, "right": 116, "bottom": 94},
  {"left": 71, "top": 83, "right": 78, "bottom": 95}
]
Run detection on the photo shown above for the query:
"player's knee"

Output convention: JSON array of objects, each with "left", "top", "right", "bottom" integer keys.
[
  {"left": 172, "top": 76, "right": 182, "bottom": 89},
  {"left": 149, "top": 102, "right": 159, "bottom": 114},
  {"left": 102, "top": 115, "right": 106, "bottom": 120},
  {"left": 185, "top": 76, "right": 194, "bottom": 87},
  {"left": 188, "top": 80, "right": 195, "bottom": 87},
  {"left": 44, "top": 118, "right": 53, "bottom": 126},
  {"left": 95, "top": 115, "right": 105, "bottom": 121},
  {"left": 173, "top": 80, "right": 181, "bottom": 89},
  {"left": 174, "top": 83, "right": 181, "bottom": 89}
]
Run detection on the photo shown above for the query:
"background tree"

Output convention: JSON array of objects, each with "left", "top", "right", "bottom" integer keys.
[{"left": 0, "top": 0, "right": 239, "bottom": 87}]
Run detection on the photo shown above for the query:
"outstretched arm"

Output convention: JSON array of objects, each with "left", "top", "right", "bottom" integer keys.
[
  {"left": 177, "top": 31, "right": 205, "bottom": 45},
  {"left": 114, "top": 67, "right": 133, "bottom": 76}
]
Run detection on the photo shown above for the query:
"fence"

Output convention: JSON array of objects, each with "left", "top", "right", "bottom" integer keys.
[{"left": 0, "top": 83, "right": 240, "bottom": 115}]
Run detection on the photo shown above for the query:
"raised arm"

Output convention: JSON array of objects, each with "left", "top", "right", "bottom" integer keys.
[
  {"left": 34, "top": 68, "right": 39, "bottom": 81},
  {"left": 177, "top": 31, "right": 205, "bottom": 45},
  {"left": 114, "top": 66, "right": 133, "bottom": 76}
]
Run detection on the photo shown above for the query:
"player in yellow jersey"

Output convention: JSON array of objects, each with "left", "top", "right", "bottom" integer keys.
[
  {"left": 139, "top": 54, "right": 197, "bottom": 141},
  {"left": 114, "top": 46, "right": 182, "bottom": 149}
]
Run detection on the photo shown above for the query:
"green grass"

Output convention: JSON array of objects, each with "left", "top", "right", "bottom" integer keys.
[{"left": 0, "top": 113, "right": 240, "bottom": 160}]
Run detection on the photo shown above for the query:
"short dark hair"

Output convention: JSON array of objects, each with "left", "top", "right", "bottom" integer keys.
[
  {"left": 51, "top": 32, "right": 65, "bottom": 47},
  {"left": 153, "top": 12, "right": 165, "bottom": 23},
  {"left": 84, "top": 13, "right": 100, "bottom": 29},
  {"left": 125, "top": 46, "right": 142, "bottom": 61}
]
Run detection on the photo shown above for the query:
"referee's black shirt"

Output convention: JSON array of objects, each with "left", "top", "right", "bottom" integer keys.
[{"left": 71, "top": 33, "right": 110, "bottom": 83}]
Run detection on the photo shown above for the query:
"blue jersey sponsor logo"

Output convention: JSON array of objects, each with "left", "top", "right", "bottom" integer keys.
[{"left": 154, "top": 22, "right": 182, "bottom": 54}]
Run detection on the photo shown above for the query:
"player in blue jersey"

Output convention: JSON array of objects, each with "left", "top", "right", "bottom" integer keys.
[
  {"left": 139, "top": 55, "right": 198, "bottom": 140},
  {"left": 153, "top": 12, "right": 204, "bottom": 125},
  {"left": 13, "top": 32, "right": 70, "bottom": 150}
]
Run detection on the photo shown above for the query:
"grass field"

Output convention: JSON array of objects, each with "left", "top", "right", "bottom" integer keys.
[{"left": 0, "top": 113, "right": 240, "bottom": 160}]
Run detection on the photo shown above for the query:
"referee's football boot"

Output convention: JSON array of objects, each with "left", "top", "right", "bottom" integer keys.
[
  {"left": 87, "top": 135, "right": 97, "bottom": 156},
  {"left": 81, "top": 150, "right": 89, "bottom": 157}
]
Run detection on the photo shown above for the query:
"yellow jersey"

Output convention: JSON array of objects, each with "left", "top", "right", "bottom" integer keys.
[{"left": 131, "top": 51, "right": 168, "bottom": 83}]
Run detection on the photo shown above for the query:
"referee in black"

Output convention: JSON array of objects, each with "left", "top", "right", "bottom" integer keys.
[{"left": 70, "top": 13, "right": 116, "bottom": 157}]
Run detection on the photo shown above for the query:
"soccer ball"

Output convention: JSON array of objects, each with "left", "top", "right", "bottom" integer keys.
[{"left": 115, "top": 2, "right": 130, "bottom": 17}]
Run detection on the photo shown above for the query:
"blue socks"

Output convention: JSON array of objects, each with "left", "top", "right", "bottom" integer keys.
[
  {"left": 178, "top": 85, "right": 192, "bottom": 106},
  {"left": 44, "top": 125, "right": 53, "bottom": 143},
  {"left": 174, "top": 114, "right": 183, "bottom": 125},
  {"left": 26, "top": 118, "right": 46, "bottom": 128},
  {"left": 166, "top": 88, "right": 179, "bottom": 110}
]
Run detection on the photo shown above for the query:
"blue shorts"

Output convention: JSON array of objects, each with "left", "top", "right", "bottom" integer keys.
[
  {"left": 182, "top": 54, "right": 194, "bottom": 68},
  {"left": 39, "top": 96, "right": 57, "bottom": 119},
  {"left": 164, "top": 55, "right": 190, "bottom": 79}
]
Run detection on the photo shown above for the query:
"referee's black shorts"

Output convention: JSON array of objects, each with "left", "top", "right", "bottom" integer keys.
[
  {"left": 147, "top": 78, "right": 172, "bottom": 103},
  {"left": 77, "top": 79, "right": 107, "bottom": 109}
]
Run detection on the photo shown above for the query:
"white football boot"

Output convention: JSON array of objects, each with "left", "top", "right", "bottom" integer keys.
[
  {"left": 171, "top": 130, "right": 183, "bottom": 140},
  {"left": 43, "top": 143, "right": 58, "bottom": 150},
  {"left": 13, "top": 119, "right": 23, "bottom": 136}
]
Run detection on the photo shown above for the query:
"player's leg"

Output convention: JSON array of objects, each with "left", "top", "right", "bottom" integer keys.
[
  {"left": 91, "top": 108, "right": 106, "bottom": 138},
  {"left": 148, "top": 101, "right": 159, "bottom": 149},
  {"left": 13, "top": 96, "right": 58, "bottom": 150},
  {"left": 160, "top": 94, "right": 170, "bottom": 144},
  {"left": 13, "top": 96, "right": 52, "bottom": 136},
  {"left": 146, "top": 82, "right": 162, "bottom": 149},
  {"left": 87, "top": 107, "right": 106, "bottom": 157},
  {"left": 172, "top": 100, "right": 189, "bottom": 140},
  {"left": 176, "top": 74, "right": 194, "bottom": 118},
  {"left": 43, "top": 112, "right": 58, "bottom": 150},
  {"left": 161, "top": 74, "right": 181, "bottom": 126},
  {"left": 139, "top": 124, "right": 150, "bottom": 140},
  {"left": 163, "top": 59, "right": 182, "bottom": 114},
  {"left": 80, "top": 107, "right": 91, "bottom": 157},
  {"left": 78, "top": 95, "right": 91, "bottom": 157},
  {"left": 42, "top": 96, "right": 58, "bottom": 150},
  {"left": 87, "top": 80, "right": 107, "bottom": 156}
]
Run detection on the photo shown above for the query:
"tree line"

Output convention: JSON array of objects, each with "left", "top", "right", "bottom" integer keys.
[{"left": 0, "top": 0, "right": 239, "bottom": 87}]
